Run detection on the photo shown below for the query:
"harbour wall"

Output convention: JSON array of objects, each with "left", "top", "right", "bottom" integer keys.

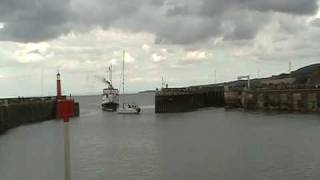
[
  {"left": 225, "top": 87, "right": 320, "bottom": 112},
  {"left": 155, "top": 64, "right": 320, "bottom": 113},
  {"left": 155, "top": 85, "right": 320, "bottom": 113},
  {"left": 0, "top": 96, "right": 79, "bottom": 134},
  {"left": 155, "top": 86, "right": 224, "bottom": 113}
]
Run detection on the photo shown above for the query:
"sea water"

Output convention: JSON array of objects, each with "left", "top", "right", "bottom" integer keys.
[{"left": 1, "top": 92, "right": 320, "bottom": 180}]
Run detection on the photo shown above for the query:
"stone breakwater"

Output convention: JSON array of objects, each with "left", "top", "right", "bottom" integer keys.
[
  {"left": 0, "top": 96, "right": 79, "bottom": 134},
  {"left": 155, "top": 85, "right": 320, "bottom": 113},
  {"left": 155, "top": 64, "right": 320, "bottom": 113},
  {"left": 225, "top": 86, "right": 320, "bottom": 112},
  {"left": 155, "top": 86, "right": 225, "bottom": 113}
]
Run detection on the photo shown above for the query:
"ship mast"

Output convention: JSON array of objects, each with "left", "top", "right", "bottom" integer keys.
[{"left": 109, "top": 64, "right": 113, "bottom": 86}]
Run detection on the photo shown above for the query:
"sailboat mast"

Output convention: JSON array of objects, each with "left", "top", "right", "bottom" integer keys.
[{"left": 122, "top": 50, "right": 125, "bottom": 100}]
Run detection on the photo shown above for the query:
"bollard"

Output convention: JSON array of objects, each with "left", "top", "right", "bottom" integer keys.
[{"left": 57, "top": 100, "right": 74, "bottom": 180}]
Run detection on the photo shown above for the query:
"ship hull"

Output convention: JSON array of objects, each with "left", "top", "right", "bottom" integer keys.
[
  {"left": 117, "top": 108, "right": 141, "bottom": 114},
  {"left": 102, "top": 102, "right": 119, "bottom": 112}
]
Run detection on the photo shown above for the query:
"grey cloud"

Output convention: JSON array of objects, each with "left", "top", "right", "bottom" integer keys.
[
  {"left": 154, "top": 17, "right": 222, "bottom": 44},
  {"left": 200, "top": 0, "right": 318, "bottom": 16},
  {"left": 0, "top": 0, "right": 72, "bottom": 42},
  {"left": 166, "top": 4, "right": 190, "bottom": 16},
  {"left": 164, "top": 0, "right": 196, "bottom": 16},
  {"left": 247, "top": 0, "right": 318, "bottom": 15},
  {"left": 0, "top": 0, "right": 318, "bottom": 44},
  {"left": 27, "top": 49, "right": 41, "bottom": 55},
  {"left": 148, "top": 0, "right": 165, "bottom": 7},
  {"left": 311, "top": 18, "right": 320, "bottom": 27},
  {"left": 222, "top": 10, "right": 270, "bottom": 41},
  {"left": 0, "top": 0, "right": 143, "bottom": 42}
]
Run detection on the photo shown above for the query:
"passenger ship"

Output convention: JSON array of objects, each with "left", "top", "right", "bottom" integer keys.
[{"left": 101, "top": 65, "right": 119, "bottom": 111}]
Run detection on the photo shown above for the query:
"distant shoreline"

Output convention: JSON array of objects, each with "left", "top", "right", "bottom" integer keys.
[{"left": 138, "top": 90, "right": 156, "bottom": 94}]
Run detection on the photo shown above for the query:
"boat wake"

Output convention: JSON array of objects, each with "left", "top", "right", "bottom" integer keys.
[{"left": 140, "top": 105, "right": 155, "bottom": 109}]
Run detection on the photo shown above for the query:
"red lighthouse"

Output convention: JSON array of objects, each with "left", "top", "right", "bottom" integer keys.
[
  {"left": 56, "top": 72, "right": 74, "bottom": 122},
  {"left": 57, "top": 72, "right": 62, "bottom": 99}
]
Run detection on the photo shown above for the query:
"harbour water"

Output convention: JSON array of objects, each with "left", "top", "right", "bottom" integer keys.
[{"left": 1, "top": 92, "right": 320, "bottom": 180}]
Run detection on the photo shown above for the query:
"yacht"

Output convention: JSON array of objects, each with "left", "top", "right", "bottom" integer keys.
[{"left": 117, "top": 50, "right": 141, "bottom": 114}]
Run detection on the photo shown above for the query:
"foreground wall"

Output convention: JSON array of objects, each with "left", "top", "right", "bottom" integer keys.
[{"left": 0, "top": 97, "right": 79, "bottom": 134}]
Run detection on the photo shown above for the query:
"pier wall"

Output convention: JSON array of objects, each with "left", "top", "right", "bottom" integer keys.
[
  {"left": 156, "top": 85, "right": 320, "bottom": 113},
  {"left": 0, "top": 97, "right": 79, "bottom": 134},
  {"left": 155, "top": 94, "right": 194, "bottom": 113},
  {"left": 225, "top": 88, "right": 320, "bottom": 112},
  {"left": 155, "top": 64, "right": 320, "bottom": 113},
  {"left": 224, "top": 91, "right": 242, "bottom": 108},
  {"left": 155, "top": 86, "right": 224, "bottom": 113}
]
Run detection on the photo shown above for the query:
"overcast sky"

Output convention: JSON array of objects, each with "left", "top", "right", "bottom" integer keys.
[{"left": 1, "top": 0, "right": 320, "bottom": 97}]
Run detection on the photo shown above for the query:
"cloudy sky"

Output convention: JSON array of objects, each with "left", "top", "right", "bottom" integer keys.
[{"left": 0, "top": 0, "right": 320, "bottom": 96}]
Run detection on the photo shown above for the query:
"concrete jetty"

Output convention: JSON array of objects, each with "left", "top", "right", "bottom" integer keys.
[
  {"left": 225, "top": 86, "right": 320, "bottom": 112},
  {"left": 155, "top": 85, "right": 224, "bottom": 113},
  {"left": 155, "top": 63, "right": 320, "bottom": 113},
  {"left": 0, "top": 96, "right": 79, "bottom": 134}
]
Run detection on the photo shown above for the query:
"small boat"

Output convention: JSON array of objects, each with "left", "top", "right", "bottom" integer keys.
[
  {"left": 117, "top": 50, "right": 141, "bottom": 114},
  {"left": 117, "top": 104, "right": 141, "bottom": 114},
  {"left": 101, "top": 65, "right": 119, "bottom": 111}
]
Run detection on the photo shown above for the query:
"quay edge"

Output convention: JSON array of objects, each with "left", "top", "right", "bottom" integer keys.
[
  {"left": 155, "top": 86, "right": 225, "bottom": 113},
  {"left": 0, "top": 96, "right": 79, "bottom": 134},
  {"left": 155, "top": 63, "right": 320, "bottom": 113}
]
